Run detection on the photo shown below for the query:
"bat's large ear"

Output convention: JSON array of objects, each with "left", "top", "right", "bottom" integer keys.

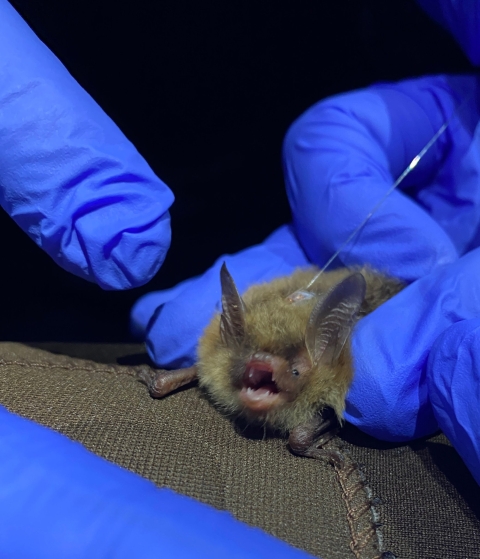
[
  {"left": 305, "top": 273, "right": 366, "bottom": 366},
  {"left": 219, "top": 262, "right": 246, "bottom": 347}
]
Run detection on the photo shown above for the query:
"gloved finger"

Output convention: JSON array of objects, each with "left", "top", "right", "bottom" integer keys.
[
  {"left": 283, "top": 74, "right": 480, "bottom": 281},
  {"left": 417, "top": 0, "right": 480, "bottom": 65},
  {"left": 0, "top": 1, "right": 174, "bottom": 290},
  {"left": 427, "top": 318, "right": 480, "bottom": 485},
  {"left": 345, "top": 246, "right": 480, "bottom": 442},
  {"left": 0, "top": 406, "right": 314, "bottom": 559},
  {"left": 138, "top": 225, "right": 309, "bottom": 368},
  {"left": 130, "top": 280, "right": 192, "bottom": 340}
]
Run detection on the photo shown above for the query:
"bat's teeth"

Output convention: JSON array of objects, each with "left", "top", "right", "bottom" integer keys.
[
  {"left": 246, "top": 387, "right": 264, "bottom": 393},
  {"left": 244, "top": 387, "right": 273, "bottom": 400},
  {"left": 239, "top": 386, "right": 281, "bottom": 411}
]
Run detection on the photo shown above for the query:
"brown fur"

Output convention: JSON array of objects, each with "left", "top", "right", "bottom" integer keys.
[{"left": 197, "top": 266, "right": 403, "bottom": 433}]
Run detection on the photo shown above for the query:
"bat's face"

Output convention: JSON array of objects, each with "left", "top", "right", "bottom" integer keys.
[{"left": 197, "top": 264, "right": 366, "bottom": 433}]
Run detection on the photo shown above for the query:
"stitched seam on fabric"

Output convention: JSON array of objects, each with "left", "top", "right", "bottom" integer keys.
[{"left": 327, "top": 444, "right": 390, "bottom": 559}]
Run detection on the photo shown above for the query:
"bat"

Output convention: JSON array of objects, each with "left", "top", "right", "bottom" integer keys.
[
  {"left": 136, "top": 264, "right": 403, "bottom": 462},
  {"left": 131, "top": 98, "right": 464, "bottom": 462}
]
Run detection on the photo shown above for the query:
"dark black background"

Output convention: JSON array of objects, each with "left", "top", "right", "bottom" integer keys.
[{"left": 1, "top": 0, "right": 471, "bottom": 342}]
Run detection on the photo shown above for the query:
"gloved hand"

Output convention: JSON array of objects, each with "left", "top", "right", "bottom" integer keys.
[
  {"left": 348, "top": 247, "right": 480, "bottom": 444},
  {"left": 0, "top": 407, "right": 314, "bottom": 559},
  {"left": 0, "top": 0, "right": 173, "bottom": 290},
  {"left": 133, "top": 72, "right": 480, "bottom": 488}
]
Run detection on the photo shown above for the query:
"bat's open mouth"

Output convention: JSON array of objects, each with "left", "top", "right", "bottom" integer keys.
[{"left": 239, "top": 361, "right": 282, "bottom": 411}]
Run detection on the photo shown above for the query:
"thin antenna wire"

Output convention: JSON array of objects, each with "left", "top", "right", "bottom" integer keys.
[
  {"left": 304, "top": 120, "right": 449, "bottom": 290},
  {"left": 284, "top": 93, "right": 477, "bottom": 305},
  {"left": 286, "top": 93, "right": 474, "bottom": 304}
]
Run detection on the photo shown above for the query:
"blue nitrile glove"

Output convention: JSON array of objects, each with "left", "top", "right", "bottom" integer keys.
[
  {"left": 0, "top": 406, "right": 314, "bottom": 559},
  {"left": 283, "top": 74, "right": 480, "bottom": 282},
  {"left": 347, "top": 248, "right": 480, "bottom": 443},
  {"left": 0, "top": 0, "right": 173, "bottom": 289}
]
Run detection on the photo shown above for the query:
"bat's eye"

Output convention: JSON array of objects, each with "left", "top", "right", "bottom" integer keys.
[{"left": 292, "top": 369, "right": 300, "bottom": 377}]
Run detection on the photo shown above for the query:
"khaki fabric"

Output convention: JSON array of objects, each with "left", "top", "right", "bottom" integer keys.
[{"left": 1, "top": 342, "right": 479, "bottom": 558}]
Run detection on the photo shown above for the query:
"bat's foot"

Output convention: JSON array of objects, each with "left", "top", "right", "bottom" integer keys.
[
  {"left": 288, "top": 408, "right": 344, "bottom": 468},
  {"left": 133, "top": 365, "right": 198, "bottom": 398}
]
